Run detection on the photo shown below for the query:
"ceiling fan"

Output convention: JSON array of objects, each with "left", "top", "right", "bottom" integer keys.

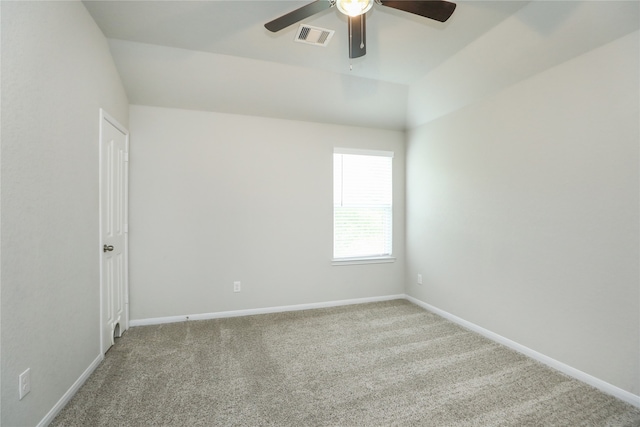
[{"left": 265, "top": 0, "right": 456, "bottom": 59}]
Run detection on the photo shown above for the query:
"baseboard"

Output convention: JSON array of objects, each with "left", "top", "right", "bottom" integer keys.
[
  {"left": 37, "top": 353, "right": 104, "bottom": 427},
  {"left": 57, "top": 293, "right": 638, "bottom": 427},
  {"left": 129, "top": 294, "right": 406, "bottom": 327},
  {"left": 404, "top": 295, "right": 640, "bottom": 409}
]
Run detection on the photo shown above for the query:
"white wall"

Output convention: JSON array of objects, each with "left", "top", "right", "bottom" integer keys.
[
  {"left": 406, "top": 30, "right": 639, "bottom": 395},
  {"left": 129, "top": 106, "right": 405, "bottom": 320},
  {"left": 0, "top": 2, "right": 129, "bottom": 425}
]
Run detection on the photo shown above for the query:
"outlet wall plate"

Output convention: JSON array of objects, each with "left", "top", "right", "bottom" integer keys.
[
  {"left": 19, "top": 368, "right": 31, "bottom": 400},
  {"left": 233, "top": 281, "right": 241, "bottom": 293}
]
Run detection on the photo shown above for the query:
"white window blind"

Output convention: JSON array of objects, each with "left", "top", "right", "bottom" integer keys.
[{"left": 333, "top": 149, "right": 393, "bottom": 259}]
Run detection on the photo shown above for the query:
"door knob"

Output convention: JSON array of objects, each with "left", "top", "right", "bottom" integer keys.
[{"left": 103, "top": 245, "right": 114, "bottom": 252}]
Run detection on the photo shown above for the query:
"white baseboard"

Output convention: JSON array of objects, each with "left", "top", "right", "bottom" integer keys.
[
  {"left": 129, "top": 294, "right": 406, "bottom": 327},
  {"left": 44, "top": 293, "right": 637, "bottom": 427},
  {"left": 404, "top": 295, "right": 640, "bottom": 409},
  {"left": 37, "top": 353, "right": 104, "bottom": 427}
]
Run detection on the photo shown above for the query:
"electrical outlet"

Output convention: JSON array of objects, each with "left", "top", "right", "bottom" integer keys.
[
  {"left": 417, "top": 274, "right": 423, "bottom": 285},
  {"left": 19, "top": 368, "right": 31, "bottom": 400},
  {"left": 233, "top": 281, "right": 241, "bottom": 293}
]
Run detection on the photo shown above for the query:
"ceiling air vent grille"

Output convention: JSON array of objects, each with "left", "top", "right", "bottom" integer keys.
[{"left": 294, "top": 24, "right": 335, "bottom": 47}]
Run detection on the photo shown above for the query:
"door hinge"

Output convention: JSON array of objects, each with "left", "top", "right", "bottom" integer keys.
[
  {"left": 124, "top": 224, "right": 129, "bottom": 233},
  {"left": 124, "top": 152, "right": 129, "bottom": 162}
]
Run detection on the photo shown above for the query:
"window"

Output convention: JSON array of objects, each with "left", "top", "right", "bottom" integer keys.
[{"left": 333, "top": 148, "right": 393, "bottom": 263}]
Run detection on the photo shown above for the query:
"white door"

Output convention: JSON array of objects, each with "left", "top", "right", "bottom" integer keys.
[{"left": 100, "top": 110, "right": 129, "bottom": 354}]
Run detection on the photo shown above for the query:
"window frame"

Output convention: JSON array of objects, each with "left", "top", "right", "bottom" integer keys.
[{"left": 332, "top": 148, "right": 396, "bottom": 266}]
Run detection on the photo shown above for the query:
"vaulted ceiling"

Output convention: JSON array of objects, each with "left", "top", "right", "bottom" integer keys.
[{"left": 84, "top": 1, "right": 639, "bottom": 130}]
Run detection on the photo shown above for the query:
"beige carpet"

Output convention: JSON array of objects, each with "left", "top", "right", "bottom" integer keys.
[{"left": 52, "top": 300, "right": 640, "bottom": 426}]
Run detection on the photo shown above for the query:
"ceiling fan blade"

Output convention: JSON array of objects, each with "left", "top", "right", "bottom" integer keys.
[
  {"left": 348, "top": 14, "right": 366, "bottom": 59},
  {"left": 380, "top": 0, "right": 456, "bottom": 23},
  {"left": 265, "top": 0, "right": 334, "bottom": 32}
]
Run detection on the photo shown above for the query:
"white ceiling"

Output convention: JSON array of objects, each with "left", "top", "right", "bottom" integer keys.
[
  {"left": 84, "top": 1, "right": 639, "bottom": 130},
  {"left": 84, "top": 0, "right": 528, "bottom": 84}
]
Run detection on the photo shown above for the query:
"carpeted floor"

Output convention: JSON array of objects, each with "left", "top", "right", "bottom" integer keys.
[{"left": 52, "top": 299, "right": 640, "bottom": 426}]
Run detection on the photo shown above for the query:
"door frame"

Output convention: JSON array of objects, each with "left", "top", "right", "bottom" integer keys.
[{"left": 99, "top": 108, "right": 130, "bottom": 355}]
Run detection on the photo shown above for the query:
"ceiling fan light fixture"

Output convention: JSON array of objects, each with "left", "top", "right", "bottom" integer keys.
[{"left": 335, "top": 0, "right": 373, "bottom": 17}]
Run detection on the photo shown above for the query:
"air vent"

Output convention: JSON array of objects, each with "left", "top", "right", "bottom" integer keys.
[{"left": 294, "top": 24, "right": 335, "bottom": 47}]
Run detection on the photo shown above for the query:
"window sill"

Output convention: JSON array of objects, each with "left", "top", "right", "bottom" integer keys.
[{"left": 332, "top": 256, "right": 396, "bottom": 266}]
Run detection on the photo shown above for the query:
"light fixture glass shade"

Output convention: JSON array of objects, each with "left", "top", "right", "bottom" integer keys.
[{"left": 336, "top": 0, "right": 373, "bottom": 17}]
